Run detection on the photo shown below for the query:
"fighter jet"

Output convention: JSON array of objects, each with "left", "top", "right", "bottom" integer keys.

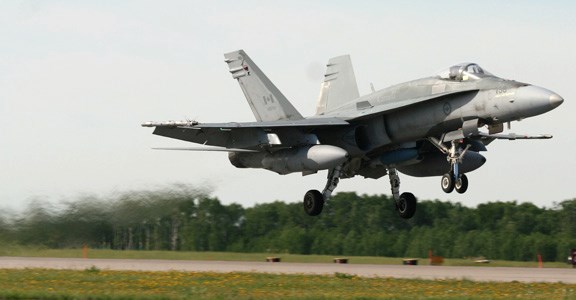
[{"left": 142, "top": 50, "right": 563, "bottom": 219}]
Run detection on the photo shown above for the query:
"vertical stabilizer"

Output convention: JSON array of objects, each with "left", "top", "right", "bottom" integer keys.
[
  {"left": 224, "top": 50, "right": 303, "bottom": 121},
  {"left": 316, "top": 55, "right": 360, "bottom": 114}
]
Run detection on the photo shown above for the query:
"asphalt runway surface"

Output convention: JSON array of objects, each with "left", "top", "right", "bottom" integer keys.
[{"left": 1, "top": 257, "right": 574, "bottom": 283}]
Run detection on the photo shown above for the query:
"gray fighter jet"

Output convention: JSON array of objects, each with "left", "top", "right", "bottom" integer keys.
[{"left": 143, "top": 50, "right": 563, "bottom": 219}]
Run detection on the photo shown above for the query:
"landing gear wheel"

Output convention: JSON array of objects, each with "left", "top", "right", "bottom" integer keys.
[
  {"left": 397, "top": 192, "right": 417, "bottom": 219},
  {"left": 441, "top": 173, "right": 455, "bottom": 193},
  {"left": 455, "top": 174, "right": 468, "bottom": 194},
  {"left": 303, "top": 190, "right": 324, "bottom": 216}
]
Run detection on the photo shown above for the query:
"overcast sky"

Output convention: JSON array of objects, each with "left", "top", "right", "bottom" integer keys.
[{"left": 1, "top": 0, "right": 574, "bottom": 211}]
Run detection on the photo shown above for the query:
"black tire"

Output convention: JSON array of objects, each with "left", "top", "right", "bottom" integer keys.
[
  {"left": 455, "top": 174, "right": 469, "bottom": 194},
  {"left": 397, "top": 192, "right": 417, "bottom": 219},
  {"left": 441, "top": 173, "right": 455, "bottom": 193},
  {"left": 303, "top": 190, "right": 324, "bottom": 216}
]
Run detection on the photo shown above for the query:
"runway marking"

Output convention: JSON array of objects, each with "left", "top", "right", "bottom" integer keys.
[{"left": 0, "top": 257, "right": 574, "bottom": 283}]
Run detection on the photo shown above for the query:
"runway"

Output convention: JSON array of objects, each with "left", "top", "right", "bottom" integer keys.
[{"left": 0, "top": 257, "right": 574, "bottom": 283}]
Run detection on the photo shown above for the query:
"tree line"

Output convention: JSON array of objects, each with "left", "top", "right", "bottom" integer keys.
[{"left": 1, "top": 185, "right": 575, "bottom": 262}]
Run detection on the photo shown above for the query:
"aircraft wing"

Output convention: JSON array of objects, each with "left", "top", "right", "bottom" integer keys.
[
  {"left": 143, "top": 117, "right": 349, "bottom": 150},
  {"left": 178, "top": 118, "right": 349, "bottom": 128}
]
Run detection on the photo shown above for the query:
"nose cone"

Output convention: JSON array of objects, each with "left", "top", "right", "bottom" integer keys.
[
  {"left": 513, "top": 86, "right": 563, "bottom": 118},
  {"left": 549, "top": 93, "right": 564, "bottom": 109}
]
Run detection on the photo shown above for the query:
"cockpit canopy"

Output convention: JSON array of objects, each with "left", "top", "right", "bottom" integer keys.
[{"left": 437, "top": 63, "right": 493, "bottom": 81}]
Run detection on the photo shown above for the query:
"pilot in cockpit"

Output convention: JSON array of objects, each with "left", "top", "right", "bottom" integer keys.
[{"left": 440, "top": 63, "right": 492, "bottom": 81}]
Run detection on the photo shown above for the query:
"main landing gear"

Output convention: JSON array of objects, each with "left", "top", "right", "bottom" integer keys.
[
  {"left": 387, "top": 167, "right": 417, "bottom": 219},
  {"left": 303, "top": 165, "right": 417, "bottom": 219},
  {"left": 430, "top": 138, "right": 471, "bottom": 194},
  {"left": 303, "top": 165, "right": 341, "bottom": 216}
]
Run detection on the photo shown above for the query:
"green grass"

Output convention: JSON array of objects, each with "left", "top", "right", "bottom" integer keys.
[
  {"left": 0, "top": 246, "right": 569, "bottom": 268},
  {"left": 0, "top": 268, "right": 574, "bottom": 299}
]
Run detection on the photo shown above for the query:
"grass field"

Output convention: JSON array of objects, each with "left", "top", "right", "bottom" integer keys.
[
  {"left": 1, "top": 247, "right": 574, "bottom": 299},
  {"left": 0, "top": 246, "right": 569, "bottom": 268},
  {"left": 0, "top": 268, "right": 574, "bottom": 299}
]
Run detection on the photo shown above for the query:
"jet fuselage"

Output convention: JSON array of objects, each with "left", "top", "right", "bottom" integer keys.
[{"left": 319, "top": 68, "right": 562, "bottom": 157}]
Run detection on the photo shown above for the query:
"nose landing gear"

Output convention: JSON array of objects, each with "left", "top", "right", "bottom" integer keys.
[
  {"left": 442, "top": 173, "right": 468, "bottom": 193},
  {"left": 429, "top": 137, "right": 471, "bottom": 194}
]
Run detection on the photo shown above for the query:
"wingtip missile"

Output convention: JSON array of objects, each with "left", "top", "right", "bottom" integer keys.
[{"left": 141, "top": 120, "right": 199, "bottom": 127}]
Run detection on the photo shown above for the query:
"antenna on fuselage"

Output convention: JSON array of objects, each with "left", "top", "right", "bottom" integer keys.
[{"left": 370, "top": 83, "right": 376, "bottom": 93}]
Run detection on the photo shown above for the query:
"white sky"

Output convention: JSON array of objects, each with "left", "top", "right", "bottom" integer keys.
[{"left": 1, "top": 0, "right": 574, "bottom": 211}]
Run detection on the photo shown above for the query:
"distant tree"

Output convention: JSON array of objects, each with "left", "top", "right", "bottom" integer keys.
[{"left": 4, "top": 189, "right": 576, "bottom": 262}]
